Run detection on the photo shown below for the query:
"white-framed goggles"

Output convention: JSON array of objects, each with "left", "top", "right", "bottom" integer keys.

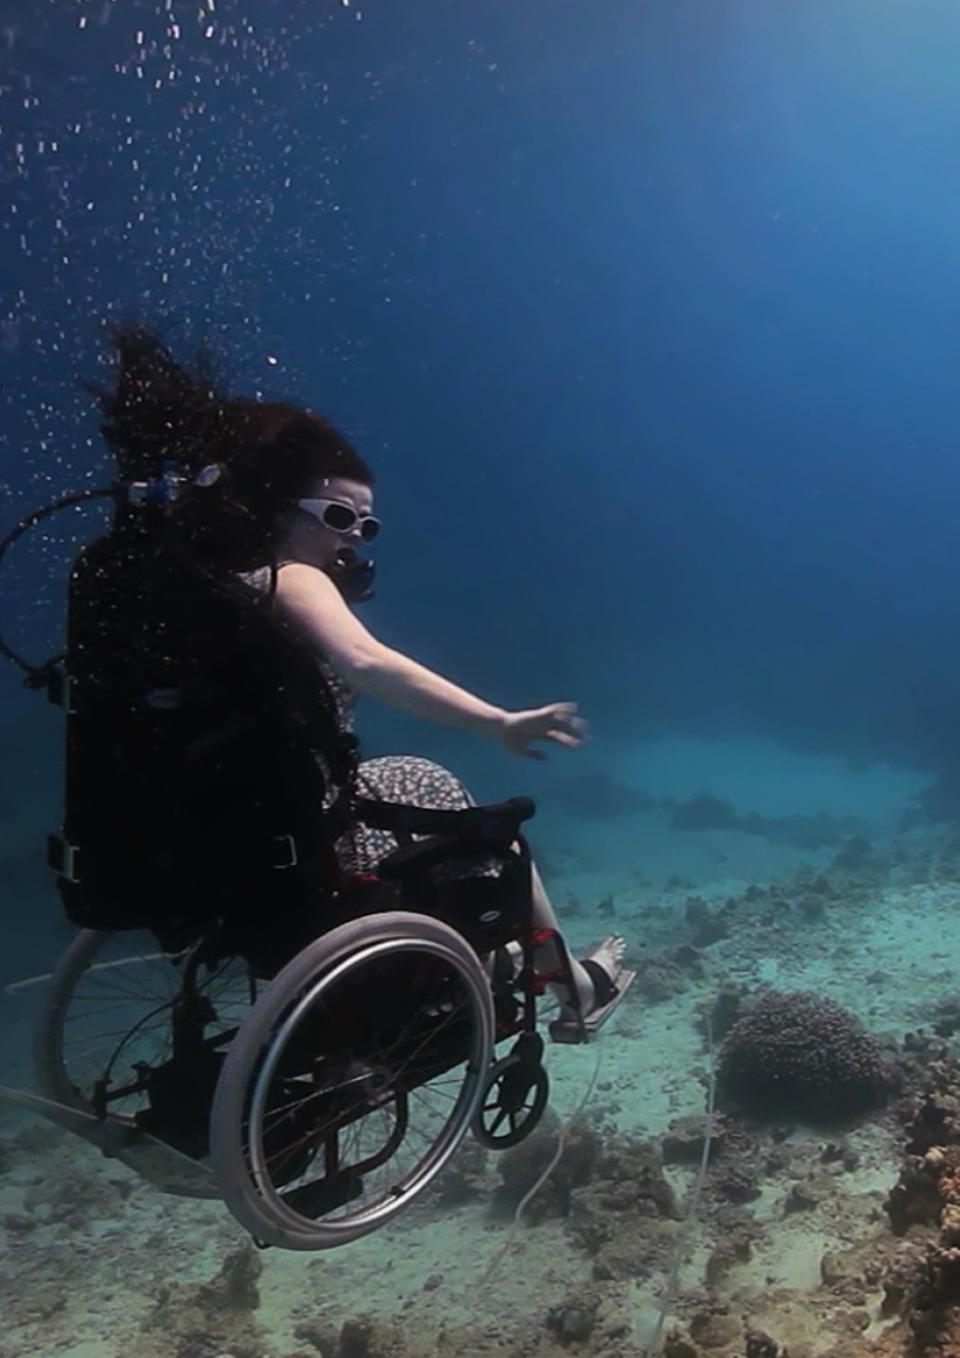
[{"left": 296, "top": 498, "right": 381, "bottom": 543}]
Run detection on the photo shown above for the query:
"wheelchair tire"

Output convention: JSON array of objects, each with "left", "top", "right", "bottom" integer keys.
[
  {"left": 472, "top": 1051, "right": 550, "bottom": 1150},
  {"left": 209, "top": 910, "right": 495, "bottom": 1250},
  {"left": 34, "top": 928, "right": 121, "bottom": 1110},
  {"left": 31, "top": 926, "right": 229, "bottom": 1202}
]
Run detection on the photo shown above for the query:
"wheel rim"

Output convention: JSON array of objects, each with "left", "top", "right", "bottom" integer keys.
[{"left": 214, "top": 923, "right": 494, "bottom": 1248}]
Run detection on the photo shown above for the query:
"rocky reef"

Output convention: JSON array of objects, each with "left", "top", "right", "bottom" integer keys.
[{"left": 717, "top": 990, "right": 896, "bottom": 1123}]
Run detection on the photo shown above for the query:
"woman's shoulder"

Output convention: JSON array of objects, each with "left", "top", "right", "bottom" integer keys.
[
  {"left": 237, "top": 560, "right": 335, "bottom": 594},
  {"left": 235, "top": 564, "right": 355, "bottom": 723}
]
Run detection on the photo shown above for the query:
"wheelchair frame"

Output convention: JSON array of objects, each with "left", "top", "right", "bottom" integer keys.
[{"left": 31, "top": 825, "right": 575, "bottom": 1251}]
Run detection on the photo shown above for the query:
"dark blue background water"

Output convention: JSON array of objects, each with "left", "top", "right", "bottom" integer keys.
[{"left": 4, "top": 0, "right": 960, "bottom": 827}]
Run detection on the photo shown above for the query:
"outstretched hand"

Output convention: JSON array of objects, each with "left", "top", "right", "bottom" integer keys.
[{"left": 499, "top": 702, "right": 589, "bottom": 760}]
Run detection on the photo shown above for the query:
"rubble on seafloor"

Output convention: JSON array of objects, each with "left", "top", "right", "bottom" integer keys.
[{"left": 8, "top": 834, "right": 960, "bottom": 1356}]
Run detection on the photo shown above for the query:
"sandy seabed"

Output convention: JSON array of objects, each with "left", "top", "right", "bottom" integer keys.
[{"left": 2, "top": 752, "right": 959, "bottom": 1358}]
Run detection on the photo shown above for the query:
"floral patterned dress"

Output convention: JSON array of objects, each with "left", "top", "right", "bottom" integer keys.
[{"left": 238, "top": 566, "right": 484, "bottom": 878}]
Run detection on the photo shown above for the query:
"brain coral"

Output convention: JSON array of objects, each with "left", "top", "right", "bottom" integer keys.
[{"left": 717, "top": 990, "right": 892, "bottom": 1121}]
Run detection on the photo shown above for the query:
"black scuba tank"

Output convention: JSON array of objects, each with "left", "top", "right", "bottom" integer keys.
[{"left": 52, "top": 507, "right": 346, "bottom": 948}]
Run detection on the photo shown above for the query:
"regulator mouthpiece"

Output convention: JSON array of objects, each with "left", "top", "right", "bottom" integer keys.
[{"left": 330, "top": 547, "right": 375, "bottom": 603}]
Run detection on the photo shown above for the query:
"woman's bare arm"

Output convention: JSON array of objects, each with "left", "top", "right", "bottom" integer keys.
[
  {"left": 274, "top": 562, "right": 507, "bottom": 736},
  {"left": 275, "top": 563, "right": 587, "bottom": 758}
]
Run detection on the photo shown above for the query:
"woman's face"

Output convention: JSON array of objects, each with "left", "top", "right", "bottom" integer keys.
[{"left": 278, "top": 475, "right": 376, "bottom": 571}]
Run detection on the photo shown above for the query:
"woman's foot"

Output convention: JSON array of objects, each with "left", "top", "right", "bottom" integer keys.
[
  {"left": 584, "top": 934, "right": 626, "bottom": 995},
  {"left": 549, "top": 933, "right": 636, "bottom": 1044}
]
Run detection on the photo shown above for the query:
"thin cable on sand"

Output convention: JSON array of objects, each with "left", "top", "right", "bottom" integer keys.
[
  {"left": 479, "top": 1045, "right": 604, "bottom": 1290},
  {"left": 641, "top": 1021, "right": 718, "bottom": 1358},
  {"left": 3, "top": 951, "right": 179, "bottom": 995}
]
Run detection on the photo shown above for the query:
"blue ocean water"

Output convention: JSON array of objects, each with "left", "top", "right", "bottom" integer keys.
[{"left": 3, "top": 3, "right": 960, "bottom": 1355}]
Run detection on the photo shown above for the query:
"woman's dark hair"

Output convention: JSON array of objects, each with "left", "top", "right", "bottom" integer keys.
[{"left": 86, "top": 324, "right": 373, "bottom": 567}]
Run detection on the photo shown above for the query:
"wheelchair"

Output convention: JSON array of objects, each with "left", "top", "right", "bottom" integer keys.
[
  {"left": 2, "top": 474, "right": 580, "bottom": 1252},
  {"left": 30, "top": 808, "right": 567, "bottom": 1251}
]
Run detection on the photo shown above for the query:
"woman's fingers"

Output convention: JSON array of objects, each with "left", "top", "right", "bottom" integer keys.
[
  {"left": 547, "top": 704, "right": 588, "bottom": 734},
  {"left": 548, "top": 729, "right": 582, "bottom": 749},
  {"left": 501, "top": 703, "right": 589, "bottom": 757},
  {"left": 541, "top": 709, "right": 588, "bottom": 744}
]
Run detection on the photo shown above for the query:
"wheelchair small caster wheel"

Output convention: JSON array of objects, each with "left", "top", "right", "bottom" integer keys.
[{"left": 472, "top": 1038, "right": 549, "bottom": 1150}]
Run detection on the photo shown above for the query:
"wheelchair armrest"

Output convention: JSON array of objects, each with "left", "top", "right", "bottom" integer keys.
[
  {"left": 354, "top": 795, "right": 535, "bottom": 843},
  {"left": 377, "top": 833, "right": 519, "bottom": 884}
]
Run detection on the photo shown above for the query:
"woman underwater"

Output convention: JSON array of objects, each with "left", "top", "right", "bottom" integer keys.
[{"left": 91, "top": 326, "right": 634, "bottom": 1041}]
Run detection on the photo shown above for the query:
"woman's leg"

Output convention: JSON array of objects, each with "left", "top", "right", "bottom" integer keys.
[
  {"left": 528, "top": 860, "right": 625, "bottom": 1016},
  {"left": 343, "top": 756, "right": 625, "bottom": 1020}
]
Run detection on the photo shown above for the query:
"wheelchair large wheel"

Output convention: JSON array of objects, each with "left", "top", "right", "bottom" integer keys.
[
  {"left": 210, "top": 910, "right": 495, "bottom": 1250},
  {"left": 34, "top": 929, "right": 251, "bottom": 1124}
]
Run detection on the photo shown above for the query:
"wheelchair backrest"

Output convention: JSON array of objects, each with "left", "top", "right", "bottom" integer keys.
[{"left": 51, "top": 520, "right": 352, "bottom": 951}]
